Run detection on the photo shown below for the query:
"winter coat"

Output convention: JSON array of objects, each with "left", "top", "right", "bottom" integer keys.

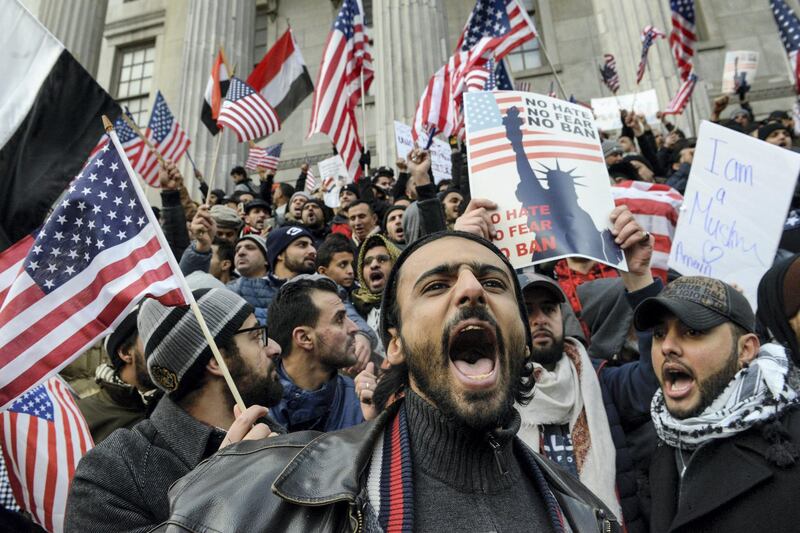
[
  {"left": 649, "top": 406, "right": 800, "bottom": 532},
  {"left": 178, "top": 241, "right": 210, "bottom": 276},
  {"left": 226, "top": 274, "right": 283, "bottom": 325},
  {"left": 159, "top": 189, "right": 189, "bottom": 261},
  {"left": 77, "top": 366, "right": 149, "bottom": 444},
  {"left": 65, "top": 396, "right": 226, "bottom": 533}
]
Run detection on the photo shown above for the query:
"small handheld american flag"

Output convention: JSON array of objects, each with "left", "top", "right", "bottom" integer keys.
[
  {"left": 245, "top": 143, "right": 282, "bottom": 172},
  {"left": 0, "top": 123, "right": 192, "bottom": 410},
  {"left": 600, "top": 54, "right": 620, "bottom": 94},
  {"left": 218, "top": 77, "right": 280, "bottom": 142},
  {"left": 662, "top": 73, "right": 698, "bottom": 115},
  {"left": 637, "top": 25, "right": 666, "bottom": 84},
  {"left": 0, "top": 376, "right": 93, "bottom": 533}
]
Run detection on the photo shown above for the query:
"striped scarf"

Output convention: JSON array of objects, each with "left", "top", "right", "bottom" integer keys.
[
  {"left": 652, "top": 344, "right": 800, "bottom": 450},
  {"left": 366, "top": 403, "right": 571, "bottom": 532}
]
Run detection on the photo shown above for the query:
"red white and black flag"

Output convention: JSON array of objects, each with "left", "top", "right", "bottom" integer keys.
[
  {"left": 0, "top": 0, "right": 120, "bottom": 251},
  {"left": 201, "top": 48, "right": 231, "bottom": 135},
  {"left": 247, "top": 28, "right": 314, "bottom": 123}
]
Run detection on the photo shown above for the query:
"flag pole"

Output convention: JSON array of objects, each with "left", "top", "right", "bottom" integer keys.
[
  {"left": 360, "top": 69, "right": 368, "bottom": 176},
  {"left": 204, "top": 133, "right": 224, "bottom": 205},
  {"left": 103, "top": 115, "right": 247, "bottom": 413},
  {"left": 120, "top": 112, "right": 165, "bottom": 165},
  {"left": 538, "top": 40, "right": 567, "bottom": 99}
]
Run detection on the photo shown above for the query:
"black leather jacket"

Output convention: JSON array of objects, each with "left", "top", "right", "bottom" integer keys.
[{"left": 154, "top": 403, "right": 619, "bottom": 533}]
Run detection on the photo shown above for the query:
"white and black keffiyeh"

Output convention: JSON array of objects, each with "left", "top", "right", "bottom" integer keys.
[{"left": 652, "top": 344, "right": 799, "bottom": 450}]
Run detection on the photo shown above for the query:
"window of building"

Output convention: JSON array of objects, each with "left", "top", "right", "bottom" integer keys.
[
  {"left": 506, "top": 0, "right": 542, "bottom": 73},
  {"left": 254, "top": 8, "right": 270, "bottom": 62},
  {"left": 114, "top": 43, "right": 155, "bottom": 126}
]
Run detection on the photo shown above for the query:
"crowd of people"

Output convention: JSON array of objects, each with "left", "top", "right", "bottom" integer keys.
[{"left": 2, "top": 93, "right": 799, "bottom": 533}]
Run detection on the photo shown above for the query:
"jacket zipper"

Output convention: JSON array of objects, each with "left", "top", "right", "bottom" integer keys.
[
  {"left": 595, "top": 508, "right": 612, "bottom": 533},
  {"left": 352, "top": 503, "right": 363, "bottom": 533},
  {"left": 487, "top": 434, "right": 508, "bottom": 476}
]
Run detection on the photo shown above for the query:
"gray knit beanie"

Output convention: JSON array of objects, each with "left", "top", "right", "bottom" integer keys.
[{"left": 137, "top": 288, "right": 252, "bottom": 393}]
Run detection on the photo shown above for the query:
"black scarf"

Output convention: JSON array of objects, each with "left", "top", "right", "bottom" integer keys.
[{"left": 757, "top": 253, "right": 800, "bottom": 364}]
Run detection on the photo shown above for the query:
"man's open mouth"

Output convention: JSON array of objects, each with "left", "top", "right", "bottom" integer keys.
[
  {"left": 447, "top": 319, "right": 499, "bottom": 389},
  {"left": 662, "top": 361, "right": 695, "bottom": 400}
]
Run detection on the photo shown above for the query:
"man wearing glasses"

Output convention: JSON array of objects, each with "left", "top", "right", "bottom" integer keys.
[{"left": 65, "top": 287, "right": 284, "bottom": 533}]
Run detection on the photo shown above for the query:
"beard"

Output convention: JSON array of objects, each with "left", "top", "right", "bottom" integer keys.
[
  {"left": 224, "top": 351, "right": 284, "bottom": 408},
  {"left": 317, "top": 334, "right": 356, "bottom": 370},
  {"left": 674, "top": 344, "right": 740, "bottom": 420},
  {"left": 530, "top": 334, "right": 564, "bottom": 367},
  {"left": 133, "top": 348, "right": 156, "bottom": 392},
  {"left": 402, "top": 306, "right": 525, "bottom": 431},
  {"left": 285, "top": 255, "right": 316, "bottom": 275}
]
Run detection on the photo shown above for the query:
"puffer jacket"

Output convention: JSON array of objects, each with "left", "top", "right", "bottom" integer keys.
[{"left": 226, "top": 274, "right": 283, "bottom": 325}]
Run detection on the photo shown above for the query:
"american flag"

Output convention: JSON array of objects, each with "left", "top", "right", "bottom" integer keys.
[
  {"left": 0, "top": 377, "right": 93, "bottom": 533},
  {"left": 669, "top": 0, "right": 696, "bottom": 82},
  {"left": 245, "top": 142, "right": 282, "bottom": 172},
  {"left": 547, "top": 80, "right": 557, "bottom": 98},
  {"left": 600, "top": 54, "right": 620, "bottom": 94},
  {"left": 217, "top": 77, "right": 280, "bottom": 143},
  {"left": 637, "top": 25, "right": 666, "bottom": 84},
  {"left": 515, "top": 81, "right": 532, "bottom": 92},
  {"left": 0, "top": 235, "right": 34, "bottom": 307},
  {"left": 456, "top": 0, "right": 537, "bottom": 63},
  {"left": 137, "top": 92, "right": 191, "bottom": 187},
  {"left": 770, "top": 0, "right": 800, "bottom": 93},
  {"left": 464, "top": 92, "right": 605, "bottom": 176},
  {"left": 0, "top": 129, "right": 191, "bottom": 410},
  {"left": 304, "top": 166, "right": 318, "bottom": 192},
  {"left": 611, "top": 180, "right": 683, "bottom": 283},
  {"left": 88, "top": 109, "right": 145, "bottom": 165},
  {"left": 663, "top": 73, "right": 697, "bottom": 115},
  {"left": 307, "top": 0, "right": 373, "bottom": 182}
]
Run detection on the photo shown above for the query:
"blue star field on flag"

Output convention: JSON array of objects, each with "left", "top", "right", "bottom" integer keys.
[
  {"left": 25, "top": 142, "right": 149, "bottom": 294},
  {"left": 464, "top": 92, "right": 503, "bottom": 133},
  {"left": 8, "top": 384, "right": 53, "bottom": 420},
  {"left": 148, "top": 92, "right": 179, "bottom": 144},
  {"left": 772, "top": 0, "right": 800, "bottom": 53},
  {"left": 333, "top": 0, "right": 359, "bottom": 38}
]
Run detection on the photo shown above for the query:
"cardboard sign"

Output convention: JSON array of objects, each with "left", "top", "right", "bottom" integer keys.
[
  {"left": 393, "top": 121, "right": 452, "bottom": 184},
  {"left": 721, "top": 51, "right": 758, "bottom": 94},
  {"left": 316, "top": 155, "right": 349, "bottom": 208},
  {"left": 464, "top": 91, "right": 627, "bottom": 271},
  {"left": 668, "top": 121, "right": 800, "bottom": 309},
  {"left": 591, "top": 89, "right": 660, "bottom": 131}
]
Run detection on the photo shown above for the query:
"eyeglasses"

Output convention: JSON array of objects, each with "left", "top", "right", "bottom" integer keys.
[
  {"left": 235, "top": 325, "right": 268, "bottom": 347},
  {"left": 365, "top": 254, "right": 391, "bottom": 265}
]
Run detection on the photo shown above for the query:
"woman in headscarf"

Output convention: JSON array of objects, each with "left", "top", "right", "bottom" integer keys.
[{"left": 757, "top": 254, "right": 800, "bottom": 389}]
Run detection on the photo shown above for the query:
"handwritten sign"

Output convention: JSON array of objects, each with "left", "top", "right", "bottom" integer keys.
[
  {"left": 316, "top": 155, "right": 349, "bottom": 208},
  {"left": 464, "top": 91, "right": 626, "bottom": 271},
  {"left": 393, "top": 121, "right": 452, "bottom": 184},
  {"left": 668, "top": 121, "right": 800, "bottom": 308},
  {"left": 721, "top": 51, "right": 758, "bottom": 95},
  {"left": 591, "top": 89, "right": 660, "bottom": 131}
]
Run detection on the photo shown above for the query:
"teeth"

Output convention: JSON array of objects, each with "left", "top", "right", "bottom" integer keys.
[
  {"left": 465, "top": 372, "right": 492, "bottom": 380},
  {"left": 463, "top": 325, "right": 483, "bottom": 331}
]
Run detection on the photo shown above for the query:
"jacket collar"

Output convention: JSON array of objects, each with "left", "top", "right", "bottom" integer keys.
[
  {"left": 149, "top": 395, "right": 226, "bottom": 469},
  {"left": 650, "top": 429, "right": 776, "bottom": 531}
]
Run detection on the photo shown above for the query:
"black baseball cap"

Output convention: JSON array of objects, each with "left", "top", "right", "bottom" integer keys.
[
  {"left": 517, "top": 272, "right": 566, "bottom": 303},
  {"left": 634, "top": 276, "right": 755, "bottom": 333},
  {"left": 243, "top": 199, "right": 271, "bottom": 214}
]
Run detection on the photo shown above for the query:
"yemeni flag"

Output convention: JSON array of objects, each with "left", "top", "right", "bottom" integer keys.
[
  {"left": 247, "top": 28, "right": 314, "bottom": 123},
  {"left": 0, "top": 1, "right": 121, "bottom": 251},
  {"left": 201, "top": 48, "right": 231, "bottom": 135}
]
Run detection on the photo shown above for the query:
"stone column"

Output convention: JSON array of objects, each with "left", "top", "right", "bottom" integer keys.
[
  {"left": 176, "top": 0, "right": 256, "bottom": 194},
  {"left": 373, "top": 0, "right": 449, "bottom": 165},
  {"left": 39, "top": 0, "right": 109, "bottom": 76}
]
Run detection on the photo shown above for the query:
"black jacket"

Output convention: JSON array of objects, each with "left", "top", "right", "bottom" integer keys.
[
  {"left": 649, "top": 406, "right": 800, "bottom": 532},
  {"left": 156, "top": 402, "right": 621, "bottom": 532}
]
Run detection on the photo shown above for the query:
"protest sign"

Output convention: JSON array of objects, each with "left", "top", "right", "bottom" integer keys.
[
  {"left": 721, "top": 51, "right": 758, "bottom": 94},
  {"left": 316, "top": 155, "right": 349, "bottom": 208},
  {"left": 668, "top": 121, "right": 800, "bottom": 308},
  {"left": 591, "top": 89, "right": 659, "bottom": 131},
  {"left": 464, "top": 91, "right": 627, "bottom": 271},
  {"left": 394, "top": 121, "right": 452, "bottom": 184}
]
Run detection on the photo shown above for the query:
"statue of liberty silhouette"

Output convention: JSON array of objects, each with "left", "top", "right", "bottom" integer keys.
[{"left": 503, "top": 106, "right": 623, "bottom": 265}]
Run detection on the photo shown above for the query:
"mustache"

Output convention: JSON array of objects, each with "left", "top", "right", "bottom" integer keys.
[{"left": 440, "top": 306, "right": 504, "bottom": 363}]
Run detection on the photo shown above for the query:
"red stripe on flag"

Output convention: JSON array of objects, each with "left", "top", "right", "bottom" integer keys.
[
  {"left": 1, "top": 265, "right": 183, "bottom": 405},
  {"left": 24, "top": 417, "right": 39, "bottom": 523},
  {"left": 42, "top": 422, "right": 56, "bottom": 532},
  {"left": 470, "top": 139, "right": 599, "bottom": 159},
  {"left": 471, "top": 151, "right": 604, "bottom": 173}
]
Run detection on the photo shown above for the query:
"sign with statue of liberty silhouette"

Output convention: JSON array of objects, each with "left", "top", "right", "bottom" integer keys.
[{"left": 464, "top": 91, "right": 627, "bottom": 271}]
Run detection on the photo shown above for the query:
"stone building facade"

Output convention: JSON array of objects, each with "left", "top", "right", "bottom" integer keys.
[{"left": 20, "top": 0, "right": 799, "bottom": 202}]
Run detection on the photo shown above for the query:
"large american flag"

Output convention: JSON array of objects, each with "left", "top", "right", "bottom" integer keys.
[
  {"left": 611, "top": 180, "right": 683, "bottom": 283},
  {"left": 770, "top": 0, "right": 800, "bottom": 93},
  {"left": 137, "top": 92, "right": 191, "bottom": 187},
  {"left": 457, "top": 0, "right": 537, "bottom": 58},
  {"left": 217, "top": 77, "right": 280, "bottom": 143},
  {"left": 307, "top": 0, "right": 373, "bottom": 182},
  {"left": 637, "top": 25, "right": 666, "bottom": 84},
  {"left": 663, "top": 72, "right": 697, "bottom": 115},
  {"left": 669, "top": 0, "right": 696, "bottom": 82},
  {"left": 600, "top": 54, "right": 620, "bottom": 94},
  {"left": 0, "top": 129, "right": 191, "bottom": 410},
  {"left": 464, "top": 92, "right": 605, "bottom": 175},
  {"left": 245, "top": 142, "right": 282, "bottom": 172},
  {"left": 0, "top": 377, "right": 93, "bottom": 533}
]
